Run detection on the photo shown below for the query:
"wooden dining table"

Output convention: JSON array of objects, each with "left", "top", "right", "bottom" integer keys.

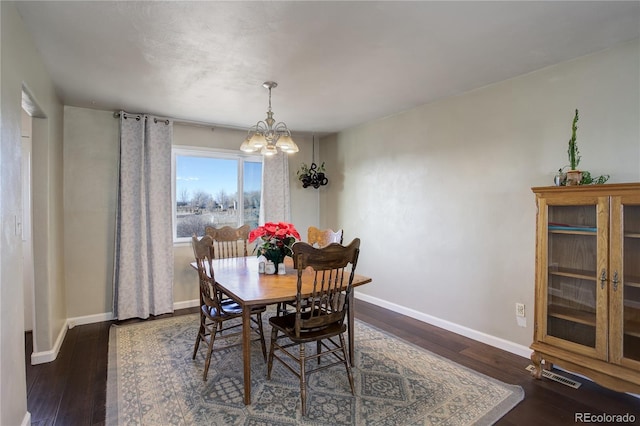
[{"left": 190, "top": 255, "right": 372, "bottom": 405}]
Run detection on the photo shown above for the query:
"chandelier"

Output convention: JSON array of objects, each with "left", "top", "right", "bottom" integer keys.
[{"left": 240, "top": 81, "right": 299, "bottom": 156}]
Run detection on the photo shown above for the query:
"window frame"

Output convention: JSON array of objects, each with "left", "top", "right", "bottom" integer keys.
[{"left": 171, "top": 145, "right": 262, "bottom": 244}]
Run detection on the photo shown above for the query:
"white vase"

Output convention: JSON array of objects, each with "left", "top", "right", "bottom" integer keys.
[
  {"left": 265, "top": 261, "right": 276, "bottom": 274},
  {"left": 257, "top": 255, "right": 267, "bottom": 273}
]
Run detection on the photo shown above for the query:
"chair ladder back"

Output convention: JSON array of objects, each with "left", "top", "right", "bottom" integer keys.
[
  {"left": 205, "top": 225, "right": 250, "bottom": 258},
  {"left": 312, "top": 268, "right": 345, "bottom": 313}
]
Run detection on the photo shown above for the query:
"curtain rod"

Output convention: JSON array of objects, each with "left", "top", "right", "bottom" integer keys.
[
  {"left": 112, "top": 111, "right": 167, "bottom": 124},
  {"left": 112, "top": 111, "right": 324, "bottom": 137},
  {"left": 112, "top": 111, "right": 246, "bottom": 131}
]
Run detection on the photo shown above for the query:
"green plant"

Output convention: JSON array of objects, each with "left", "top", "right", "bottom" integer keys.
[
  {"left": 580, "top": 171, "right": 610, "bottom": 185},
  {"left": 555, "top": 109, "right": 610, "bottom": 186},
  {"left": 296, "top": 163, "right": 310, "bottom": 180},
  {"left": 567, "top": 109, "right": 580, "bottom": 170}
]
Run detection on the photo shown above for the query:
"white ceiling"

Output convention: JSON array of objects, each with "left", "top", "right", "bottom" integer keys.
[{"left": 15, "top": 1, "right": 640, "bottom": 134}]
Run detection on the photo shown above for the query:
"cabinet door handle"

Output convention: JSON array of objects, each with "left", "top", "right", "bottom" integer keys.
[
  {"left": 612, "top": 271, "right": 619, "bottom": 291},
  {"left": 600, "top": 268, "right": 607, "bottom": 289}
]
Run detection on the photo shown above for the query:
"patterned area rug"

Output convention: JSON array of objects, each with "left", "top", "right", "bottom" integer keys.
[{"left": 106, "top": 312, "right": 523, "bottom": 425}]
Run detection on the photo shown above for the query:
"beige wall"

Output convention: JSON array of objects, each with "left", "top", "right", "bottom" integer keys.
[
  {"left": 63, "top": 114, "right": 320, "bottom": 316},
  {"left": 1, "top": 2, "right": 65, "bottom": 424},
  {"left": 63, "top": 108, "right": 119, "bottom": 317},
  {"left": 321, "top": 39, "right": 640, "bottom": 351}
]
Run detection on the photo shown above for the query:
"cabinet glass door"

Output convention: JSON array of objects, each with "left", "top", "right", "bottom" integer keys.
[
  {"left": 621, "top": 203, "right": 640, "bottom": 363},
  {"left": 545, "top": 202, "right": 605, "bottom": 354}
]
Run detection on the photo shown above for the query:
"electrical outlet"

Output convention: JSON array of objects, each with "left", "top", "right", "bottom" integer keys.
[{"left": 516, "top": 303, "right": 525, "bottom": 317}]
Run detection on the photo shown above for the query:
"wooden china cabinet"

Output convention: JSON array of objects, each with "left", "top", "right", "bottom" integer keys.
[{"left": 530, "top": 183, "right": 640, "bottom": 393}]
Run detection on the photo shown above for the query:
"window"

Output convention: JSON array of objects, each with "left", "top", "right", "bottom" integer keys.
[{"left": 172, "top": 147, "right": 262, "bottom": 242}]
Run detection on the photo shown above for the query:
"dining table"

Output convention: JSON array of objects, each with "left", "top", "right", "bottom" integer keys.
[{"left": 190, "top": 255, "right": 372, "bottom": 405}]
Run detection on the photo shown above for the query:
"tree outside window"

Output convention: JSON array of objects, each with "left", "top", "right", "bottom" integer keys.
[{"left": 172, "top": 148, "right": 262, "bottom": 242}]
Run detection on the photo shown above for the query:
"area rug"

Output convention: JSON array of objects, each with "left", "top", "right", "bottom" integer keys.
[{"left": 106, "top": 313, "right": 523, "bottom": 425}]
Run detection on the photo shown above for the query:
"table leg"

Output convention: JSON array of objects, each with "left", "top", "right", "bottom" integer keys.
[
  {"left": 348, "top": 291, "right": 355, "bottom": 366},
  {"left": 242, "top": 307, "right": 252, "bottom": 405}
]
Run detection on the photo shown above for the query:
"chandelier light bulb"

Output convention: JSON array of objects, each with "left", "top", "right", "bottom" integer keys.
[{"left": 261, "top": 144, "right": 278, "bottom": 156}]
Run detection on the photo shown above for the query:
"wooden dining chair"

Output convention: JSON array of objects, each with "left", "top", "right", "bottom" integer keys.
[
  {"left": 267, "top": 238, "right": 360, "bottom": 416},
  {"left": 191, "top": 235, "right": 267, "bottom": 380},
  {"left": 307, "top": 226, "right": 343, "bottom": 248},
  {"left": 204, "top": 224, "right": 251, "bottom": 259}
]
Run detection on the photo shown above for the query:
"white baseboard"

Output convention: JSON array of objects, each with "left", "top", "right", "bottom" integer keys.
[
  {"left": 21, "top": 411, "right": 31, "bottom": 426},
  {"left": 354, "top": 291, "right": 532, "bottom": 359},
  {"left": 174, "top": 299, "right": 199, "bottom": 310},
  {"left": 30, "top": 300, "right": 199, "bottom": 364},
  {"left": 31, "top": 318, "right": 69, "bottom": 365},
  {"left": 68, "top": 311, "right": 114, "bottom": 328}
]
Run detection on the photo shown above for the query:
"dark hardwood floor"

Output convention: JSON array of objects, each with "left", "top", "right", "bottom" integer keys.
[{"left": 26, "top": 300, "right": 640, "bottom": 425}]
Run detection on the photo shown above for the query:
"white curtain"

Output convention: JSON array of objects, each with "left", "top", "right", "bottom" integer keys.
[
  {"left": 113, "top": 112, "right": 174, "bottom": 320},
  {"left": 259, "top": 151, "right": 291, "bottom": 224}
]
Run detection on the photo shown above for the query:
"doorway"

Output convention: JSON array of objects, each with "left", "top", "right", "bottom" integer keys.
[
  {"left": 21, "top": 108, "right": 35, "bottom": 345},
  {"left": 21, "top": 85, "right": 45, "bottom": 358}
]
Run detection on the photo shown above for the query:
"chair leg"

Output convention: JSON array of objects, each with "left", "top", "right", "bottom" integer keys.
[
  {"left": 203, "top": 324, "right": 217, "bottom": 381},
  {"left": 267, "top": 327, "right": 278, "bottom": 379},
  {"left": 339, "top": 334, "right": 355, "bottom": 395},
  {"left": 256, "top": 313, "right": 267, "bottom": 361},
  {"left": 192, "top": 322, "right": 204, "bottom": 360},
  {"left": 299, "top": 343, "right": 307, "bottom": 416}
]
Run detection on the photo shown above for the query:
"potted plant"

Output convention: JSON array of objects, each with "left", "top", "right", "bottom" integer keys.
[
  {"left": 557, "top": 109, "right": 610, "bottom": 186},
  {"left": 565, "top": 109, "right": 582, "bottom": 185},
  {"left": 296, "top": 162, "right": 328, "bottom": 188},
  {"left": 249, "top": 222, "right": 301, "bottom": 273}
]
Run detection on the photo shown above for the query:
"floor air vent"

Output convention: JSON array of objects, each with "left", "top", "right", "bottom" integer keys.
[{"left": 526, "top": 365, "right": 582, "bottom": 389}]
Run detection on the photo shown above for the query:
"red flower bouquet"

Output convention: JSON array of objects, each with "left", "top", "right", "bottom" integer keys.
[{"left": 249, "top": 222, "right": 301, "bottom": 266}]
